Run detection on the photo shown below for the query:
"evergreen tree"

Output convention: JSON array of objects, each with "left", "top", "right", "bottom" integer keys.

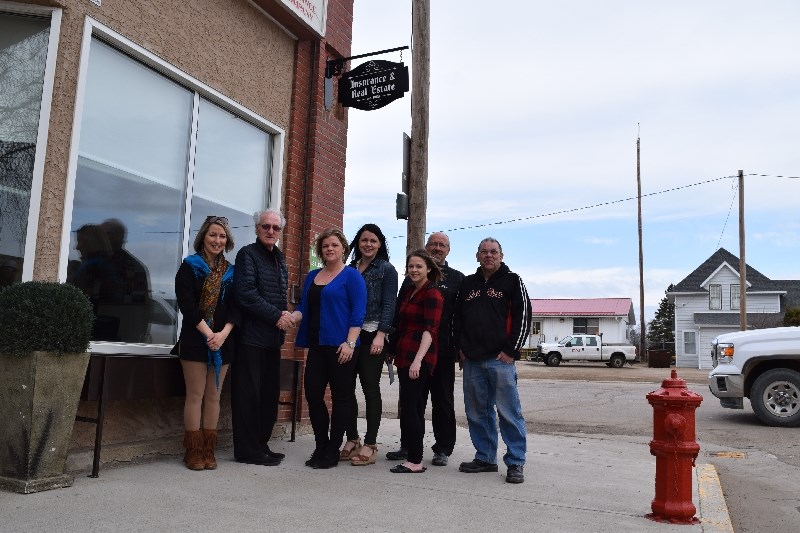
[
  {"left": 648, "top": 284, "right": 675, "bottom": 348},
  {"left": 785, "top": 307, "right": 800, "bottom": 327}
]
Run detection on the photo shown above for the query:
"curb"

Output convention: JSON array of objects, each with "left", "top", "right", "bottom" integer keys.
[{"left": 696, "top": 463, "right": 734, "bottom": 532}]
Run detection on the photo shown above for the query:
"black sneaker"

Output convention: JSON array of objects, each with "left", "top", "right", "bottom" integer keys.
[
  {"left": 385, "top": 447, "right": 408, "bottom": 460},
  {"left": 506, "top": 464, "right": 524, "bottom": 484},
  {"left": 431, "top": 452, "right": 448, "bottom": 466},
  {"left": 264, "top": 444, "right": 285, "bottom": 460},
  {"left": 459, "top": 459, "right": 498, "bottom": 473}
]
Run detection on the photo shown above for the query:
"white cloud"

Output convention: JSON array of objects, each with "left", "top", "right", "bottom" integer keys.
[{"left": 344, "top": 0, "right": 800, "bottom": 325}]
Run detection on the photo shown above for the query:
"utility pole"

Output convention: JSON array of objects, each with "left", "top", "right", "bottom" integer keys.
[
  {"left": 407, "top": 0, "right": 430, "bottom": 254},
  {"left": 739, "top": 169, "right": 747, "bottom": 330},
  {"left": 636, "top": 132, "right": 646, "bottom": 363}
]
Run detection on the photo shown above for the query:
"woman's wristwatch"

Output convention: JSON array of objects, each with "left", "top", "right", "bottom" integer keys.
[{"left": 345, "top": 340, "right": 356, "bottom": 349}]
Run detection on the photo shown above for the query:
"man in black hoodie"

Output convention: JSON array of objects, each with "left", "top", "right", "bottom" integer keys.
[{"left": 455, "top": 237, "right": 531, "bottom": 484}]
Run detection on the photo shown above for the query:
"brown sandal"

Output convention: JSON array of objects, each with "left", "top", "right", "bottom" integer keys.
[
  {"left": 351, "top": 444, "right": 378, "bottom": 466},
  {"left": 339, "top": 438, "right": 361, "bottom": 461}
]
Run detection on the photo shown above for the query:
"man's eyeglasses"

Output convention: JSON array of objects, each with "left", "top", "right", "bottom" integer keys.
[
  {"left": 259, "top": 224, "right": 283, "bottom": 233},
  {"left": 479, "top": 249, "right": 501, "bottom": 256},
  {"left": 205, "top": 216, "right": 229, "bottom": 225}
]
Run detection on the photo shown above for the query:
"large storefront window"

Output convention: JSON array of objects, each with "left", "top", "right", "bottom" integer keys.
[
  {"left": 67, "top": 39, "right": 274, "bottom": 346},
  {"left": 192, "top": 100, "right": 270, "bottom": 250},
  {"left": 0, "top": 13, "right": 50, "bottom": 288}
]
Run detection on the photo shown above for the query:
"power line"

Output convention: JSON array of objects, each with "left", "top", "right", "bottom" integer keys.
[
  {"left": 747, "top": 173, "right": 800, "bottom": 179},
  {"left": 390, "top": 174, "right": 737, "bottom": 239},
  {"left": 716, "top": 180, "right": 738, "bottom": 249}
]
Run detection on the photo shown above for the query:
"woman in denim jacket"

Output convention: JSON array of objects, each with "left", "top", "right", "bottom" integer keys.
[{"left": 341, "top": 224, "right": 398, "bottom": 465}]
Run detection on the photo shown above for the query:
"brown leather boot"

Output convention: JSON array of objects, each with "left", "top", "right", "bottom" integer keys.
[
  {"left": 183, "top": 430, "right": 205, "bottom": 471},
  {"left": 202, "top": 429, "right": 218, "bottom": 470}
]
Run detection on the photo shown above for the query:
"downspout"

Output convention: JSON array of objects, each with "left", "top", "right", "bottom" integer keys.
[{"left": 297, "top": 39, "right": 320, "bottom": 287}]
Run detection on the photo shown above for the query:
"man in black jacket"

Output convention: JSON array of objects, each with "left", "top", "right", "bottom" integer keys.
[
  {"left": 455, "top": 237, "right": 531, "bottom": 484},
  {"left": 232, "top": 209, "right": 293, "bottom": 466},
  {"left": 386, "top": 232, "right": 465, "bottom": 466}
]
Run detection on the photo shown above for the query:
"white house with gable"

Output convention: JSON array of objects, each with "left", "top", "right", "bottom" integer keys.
[{"left": 668, "top": 248, "right": 799, "bottom": 369}]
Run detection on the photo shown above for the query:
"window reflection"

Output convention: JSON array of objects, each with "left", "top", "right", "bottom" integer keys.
[
  {"left": 68, "top": 160, "right": 183, "bottom": 343},
  {"left": 66, "top": 40, "right": 274, "bottom": 346},
  {"left": 191, "top": 100, "right": 271, "bottom": 260},
  {"left": 68, "top": 40, "right": 192, "bottom": 345},
  {"left": 0, "top": 14, "right": 50, "bottom": 287}
]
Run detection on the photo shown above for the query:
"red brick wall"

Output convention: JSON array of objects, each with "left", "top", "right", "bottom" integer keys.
[{"left": 279, "top": 0, "right": 354, "bottom": 422}]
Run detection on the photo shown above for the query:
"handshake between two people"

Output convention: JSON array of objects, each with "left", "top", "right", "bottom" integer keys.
[{"left": 276, "top": 310, "right": 302, "bottom": 331}]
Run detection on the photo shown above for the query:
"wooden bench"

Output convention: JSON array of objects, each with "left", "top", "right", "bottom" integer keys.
[{"left": 75, "top": 354, "right": 301, "bottom": 478}]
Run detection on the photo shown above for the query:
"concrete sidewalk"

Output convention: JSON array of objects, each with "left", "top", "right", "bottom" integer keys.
[{"left": 1, "top": 419, "right": 731, "bottom": 532}]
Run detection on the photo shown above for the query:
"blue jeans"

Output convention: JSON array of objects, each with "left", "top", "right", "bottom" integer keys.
[{"left": 462, "top": 358, "right": 527, "bottom": 466}]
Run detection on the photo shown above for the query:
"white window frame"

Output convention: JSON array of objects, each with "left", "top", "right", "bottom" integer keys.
[
  {"left": 709, "top": 284, "right": 722, "bottom": 310},
  {"left": 682, "top": 330, "right": 697, "bottom": 355},
  {"left": 59, "top": 17, "right": 286, "bottom": 354},
  {"left": 730, "top": 284, "right": 740, "bottom": 310},
  {"left": 1, "top": 2, "right": 62, "bottom": 281}
]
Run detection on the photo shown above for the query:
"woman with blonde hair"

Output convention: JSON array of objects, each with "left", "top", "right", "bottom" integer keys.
[
  {"left": 292, "top": 228, "right": 366, "bottom": 469},
  {"left": 174, "top": 215, "right": 238, "bottom": 470}
]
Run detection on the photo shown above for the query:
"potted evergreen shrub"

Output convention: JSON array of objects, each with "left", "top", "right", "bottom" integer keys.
[{"left": 0, "top": 281, "right": 93, "bottom": 494}]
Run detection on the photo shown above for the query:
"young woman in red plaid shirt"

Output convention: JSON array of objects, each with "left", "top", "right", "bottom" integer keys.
[{"left": 389, "top": 250, "right": 444, "bottom": 473}]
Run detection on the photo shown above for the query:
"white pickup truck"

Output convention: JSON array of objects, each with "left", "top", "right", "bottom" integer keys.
[
  {"left": 708, "top": 326, "right": 800, "bottom": 427},
  {"left": 530, "top": 334, "right": 637, "bottom": 368}
]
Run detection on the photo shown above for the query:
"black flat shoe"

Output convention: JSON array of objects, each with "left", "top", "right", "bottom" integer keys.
[
  {"left": 305, "top": 450, "right": 323, "bottom": 467},
  {"left": 235, "top": 454, "right": 281, "bottom": 466},
  {"left": 390, "top": 464, "right": 426, "bottom": 473},
  {"left": 311, "top": 451, "right": 339, "bottom": 469},
  {"left": 311, "top": 457, "right": 339, "bottom": 469},
  {"left": 264, "top": 445, "right": 285, "bottom": 460}
]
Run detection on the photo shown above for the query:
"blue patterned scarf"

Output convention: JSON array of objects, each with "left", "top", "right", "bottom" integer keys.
[{"left": 185, "top": 253, "right": 233, "bottom": 389}]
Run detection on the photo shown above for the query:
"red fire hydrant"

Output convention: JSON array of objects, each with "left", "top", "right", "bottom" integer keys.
[{"left": 646, "top": 369, "right": 703, "bottom": 524}]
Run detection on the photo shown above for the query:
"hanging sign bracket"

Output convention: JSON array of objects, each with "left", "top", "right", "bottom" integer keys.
[{"left": 325, "top": 46, "right": 409, "bottom": 79}]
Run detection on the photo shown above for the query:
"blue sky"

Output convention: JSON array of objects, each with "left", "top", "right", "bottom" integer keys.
[{"left": 342, "top": 1, "right": 800, "bottom": 326}]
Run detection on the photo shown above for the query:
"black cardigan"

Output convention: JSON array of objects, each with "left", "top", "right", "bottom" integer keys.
[{"left": 174, "top": 257, "right": 239, "bottom": 360}]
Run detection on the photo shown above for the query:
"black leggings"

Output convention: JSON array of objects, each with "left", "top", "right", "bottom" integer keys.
[
  {"left": 304, "top": 345, "right": 358, "bottom": 454},
  {"left": 397, "top": 362, "right": 429, "bottom": 464},
  {"left": 346, "top": 329, "right": 385, "bottom": 445}
]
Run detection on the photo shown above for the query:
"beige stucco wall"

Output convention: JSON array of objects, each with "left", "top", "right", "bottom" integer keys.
[{"left": 22, "top": 0, "right": 296, "bottom": 280}]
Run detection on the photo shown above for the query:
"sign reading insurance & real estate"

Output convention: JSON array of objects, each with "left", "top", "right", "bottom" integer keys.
[{"left": 338, "top": 60, "right": 409, "bottom": 111}]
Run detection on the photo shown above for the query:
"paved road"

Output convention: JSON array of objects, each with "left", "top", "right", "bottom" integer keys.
[{"left": 374, "top": 361, "right": 800, "bottom": 532}]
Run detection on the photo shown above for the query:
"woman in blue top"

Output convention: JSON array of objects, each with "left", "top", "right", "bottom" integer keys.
[
  {"left": 174, "top": 216, "right": 238, "bottom": 471},
  {"left": 292, "top": 228, "right": 367, "bottom": 469},
  {"left": 341, "top": 224, "right": 398, "bottom": 466}
]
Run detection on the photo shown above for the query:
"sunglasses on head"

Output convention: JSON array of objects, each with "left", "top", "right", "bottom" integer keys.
[{"left": 205, "top": 215, "right": 229, "bottom": 225}]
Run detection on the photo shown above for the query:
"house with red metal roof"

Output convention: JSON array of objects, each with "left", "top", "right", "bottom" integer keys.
[{"left": 530, "top": 298, "right": 636, "bottom": 346}]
